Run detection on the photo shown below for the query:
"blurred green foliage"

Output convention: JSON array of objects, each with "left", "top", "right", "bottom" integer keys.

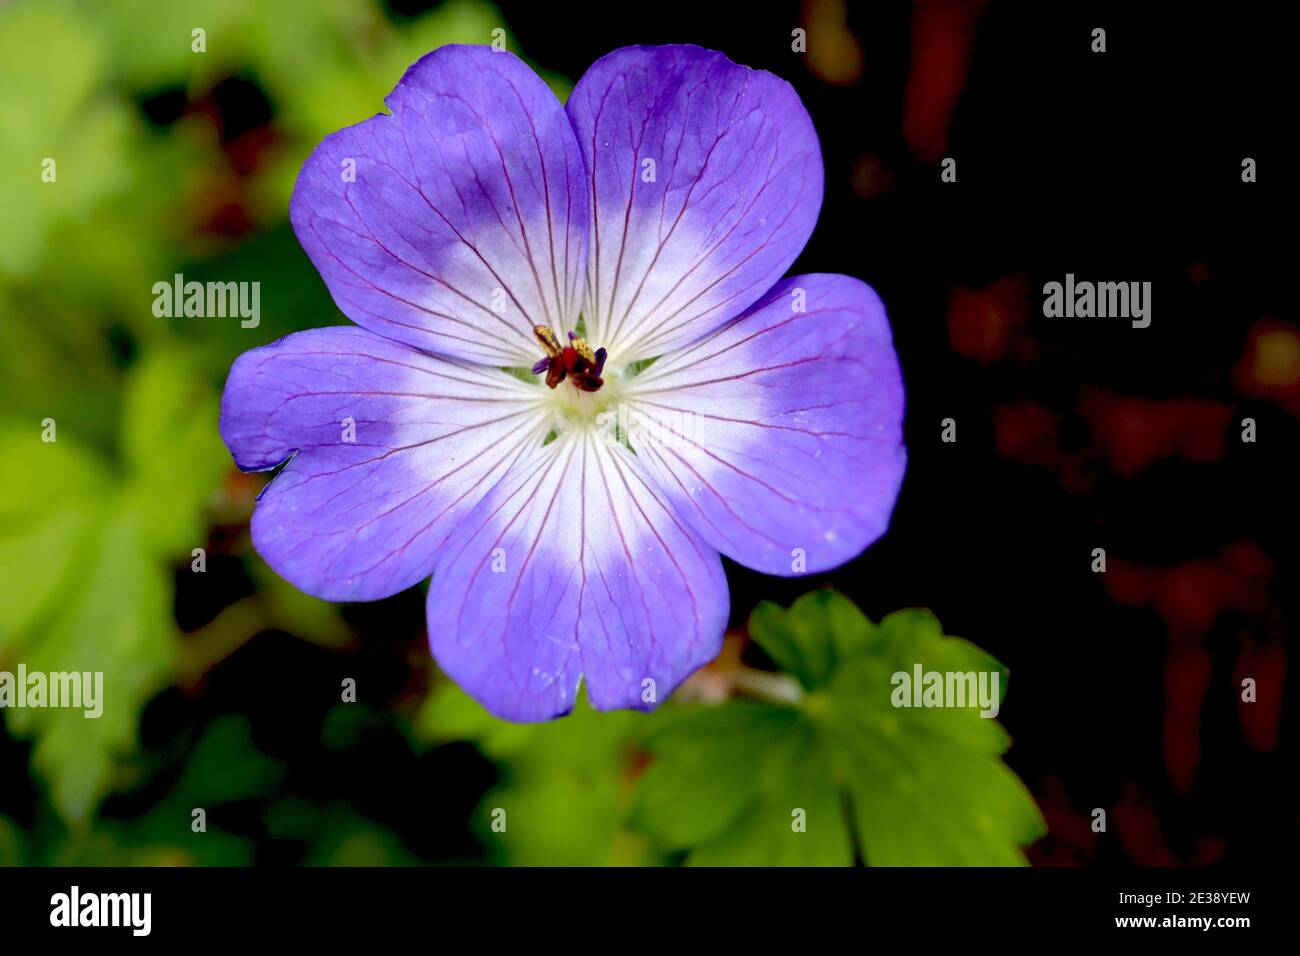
[
  {"left": 421, "top": 683, "right": 658, "bottom": 865},
  {"left": 421, "top": 591, "right": 1045, "bottom": 866},
  {"left": 0, "top": 348, "right": 227, "bottom": 822},
  {"left": 1, "top": 716, "right": 280, "bottom": 865},
  {"left": 0, "top": 0, "right": 541, "bottom": 835}
]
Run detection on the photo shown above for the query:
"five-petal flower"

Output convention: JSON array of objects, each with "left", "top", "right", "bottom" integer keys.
[{"left": 219, "top": 43, "right": 906, "bottom": 721}]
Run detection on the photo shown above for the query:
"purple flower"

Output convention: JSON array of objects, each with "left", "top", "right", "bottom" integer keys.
[{"left": 219, "top": 44, "right": 906, "bottom": 721}]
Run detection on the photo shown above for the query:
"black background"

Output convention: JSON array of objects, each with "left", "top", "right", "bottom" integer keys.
[{"left": 481, "top": 0, "right": 1298, "bottom": 867}]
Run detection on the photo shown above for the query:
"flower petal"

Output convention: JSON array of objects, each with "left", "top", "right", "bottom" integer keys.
[
  {"left": 290, "top": 45, "right": 588, "bottom": 367},
  {"left": 567, "top": 44, "right": 823, "bottom": 363},
  {"left": 426, "top": 430, "right": 728, "bottom": 721},
  {"left": 219, "top": 326, "right": 547, "bottom": 601},
  {"left": 621, "top": 274, "right": 906, "bottom": 576}
]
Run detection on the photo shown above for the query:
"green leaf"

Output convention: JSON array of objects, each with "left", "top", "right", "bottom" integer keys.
[
  {"left": 265, "top": 794, "right": 421, "bottom": 867},
  {"left": 0, "top": 348, "right": 229, "bottom": 823},
  {"left": 167, "top": 714, "right": 284, "bottom": 807},
  {"left": 0, "top": 426, "right": 110, "bottom": 648},
  {"left": 630, "top": 591, "right": 1046, "bottom": 866},
  {"left": 0, "top": 423, "right": 112, "bottom": 522},
  {"left": 628, "top": 702, "right": 797, "bottom": 851},
  {"left": 687, "top": 725, "right": 853, "bottom": 866},
  {"left": 90, "top": 0, "right": 257, "bottom": 91},
  {"left": 14, "top": 509, "right": 174, "bottom": 824},
  {"left": 119, "top": 346, "right": 230, "bottom": 556},
  {"left": 0, "top": 0, "right": 136, "bottom": 279},
  {"left": 418, "top": 681, "right": 658, "bottom": 866},
  {"left": 0, "top": 814, "right": 29, "bottom": 865},
  {"left": 747, "top": 588, "right": 872, "bottom": 690},
  {"left": 36, "top": 716, "right": 284, "bottom": 866}
]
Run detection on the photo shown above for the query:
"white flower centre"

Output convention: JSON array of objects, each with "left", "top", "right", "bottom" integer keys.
[{"left": 538, "top": 364, "right": 625, "bottom": 435}]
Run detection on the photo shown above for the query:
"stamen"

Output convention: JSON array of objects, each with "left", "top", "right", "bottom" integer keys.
[{"left": 533, "top": 325, "right": 606, "bottom": 392}]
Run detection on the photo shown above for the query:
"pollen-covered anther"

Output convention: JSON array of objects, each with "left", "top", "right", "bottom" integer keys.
[{"left": 532, "top": 325, "right": 607, "bottom": 392}]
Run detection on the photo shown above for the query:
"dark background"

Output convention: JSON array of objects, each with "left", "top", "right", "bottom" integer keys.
[
  {"left": 458, "top": 0, "right": 1298, "bottom": 866},
  {"left": 478, "top": 0, "right": 1298, "bottom": 866}
]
